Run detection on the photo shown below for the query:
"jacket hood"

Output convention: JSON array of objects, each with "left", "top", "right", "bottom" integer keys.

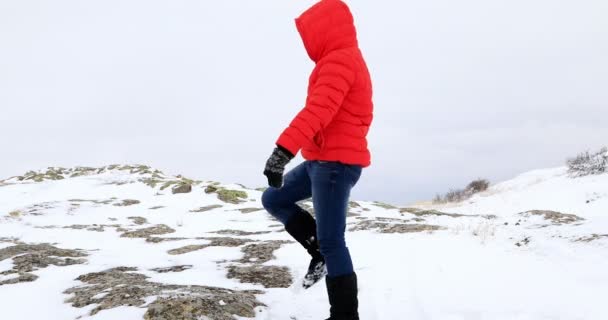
[{"left": 295, "top": 0, "right": 358, "bottom": 63}]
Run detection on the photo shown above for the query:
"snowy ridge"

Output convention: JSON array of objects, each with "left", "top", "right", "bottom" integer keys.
[{"left": 0, "top": 165, "right": 607, "bottom": 320}]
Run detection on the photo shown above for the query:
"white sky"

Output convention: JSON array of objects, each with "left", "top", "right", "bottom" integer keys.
[{"left": 1, "top": 0, "right": 607, "bottom": 205}]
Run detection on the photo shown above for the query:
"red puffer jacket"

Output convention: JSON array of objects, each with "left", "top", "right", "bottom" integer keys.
[{"left": 276, "top": 0, "right": 374, "bottom": 167}]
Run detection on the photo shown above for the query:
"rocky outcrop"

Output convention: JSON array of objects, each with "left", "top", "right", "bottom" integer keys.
[
  {"left": 0, "top": 244, "right": 87, "bottom": 286},
  {"left": 227, "top": 265, "right": 293, "bottom": 288},
  {"left": 64, "top": 267, "right": 264, "bottom": 319}
]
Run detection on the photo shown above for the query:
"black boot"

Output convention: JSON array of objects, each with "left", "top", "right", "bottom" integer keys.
[
  {"left": 325, "top": 273, "right": 359, "bottom": 320},
  {"left": 284, "top": 208, "right": 327, "bottom": 289}
]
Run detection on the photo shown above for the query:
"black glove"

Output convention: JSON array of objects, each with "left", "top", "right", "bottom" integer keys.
[{"left": 263, "top": 145, "right": 294, "bottom": 188}]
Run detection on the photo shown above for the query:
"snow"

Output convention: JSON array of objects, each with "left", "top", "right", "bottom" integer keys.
[{"left": 1, "top": 165, "right": 607, "bottom": 319}]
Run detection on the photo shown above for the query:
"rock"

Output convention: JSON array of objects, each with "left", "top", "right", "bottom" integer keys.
[
  {"left": 203, "top": 186, "right": 248, "bottom": 204},
  {"left": 349, "top": 201, "right": 361, "bottom": 208},
  {"left": 211, "top": 230, "right": 272, "bottom": 236},
  {"left": 190, "top": 205, "right": 223, "bottom": 213},
  {"left": 519, "top": 210, "right": 584, "bottom": 225},
  {"left": 574, "top": 234, "right": 608, "bottom": 243},
  {"left": 113, "top": 199, "right": 141, "bottom": 207},
  {"left": 216, "top": 189, "right": 248, "bottom": 204},
  {"left": 227, "top": 265, "right": 293, "bottom": 288},
  {"left": 0, "top": 244, "right": 87, "bottom": 286},
  {"left": 64, "top": 267, "right": 264, "bottom": 318},
  {"left": 128, "top": 216, "right": 148, "bottom": 225},
  {"left": 349, "top": 219, "right": 443, "bottom": 234},
  {"left": 146, "top": 237, "right": 188, "bottom": 243},
  {"left": 167, "top": 245, "right": 209, "bottom": 255},
  {"left": 237, "top": 208, "right": 264, "bottom": 214},
  {"left": 145, "top": 294, "right": 263, "bottom": 320},
  {"left": 238, "top": 241, "right": 291, "bottom": 264},
  {"left": 168, "top": 237, "right": 253, "bottom": 255},
  {"left": 151, "top": 265, "right": 193, "bottom": 273},
  {"left": 121, "top": 225, "right": 175, "bottom": 238},
  {"left": 172, "top": 184, "right": 192, "bottom": 194},
  {"left": 204, "top": 185, "right": 219, "bottom": 194},
  {"left": 149, "top": 206, "right": 165, "bottom": 210},
  {"left": 0, "top": 273, "right": 39, "bottom": 286},
  {"left": 347, "top": 211, "right": 361, "bottom": 217}
]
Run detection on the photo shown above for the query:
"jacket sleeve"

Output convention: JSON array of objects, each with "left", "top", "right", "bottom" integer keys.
[{"left": 276, "top": 55, "right": 356, "bottom": 155}]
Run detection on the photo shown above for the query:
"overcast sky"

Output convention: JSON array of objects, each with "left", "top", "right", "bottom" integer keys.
[{"left": 1, "top": 0, "right": 607, "bottom": 205}]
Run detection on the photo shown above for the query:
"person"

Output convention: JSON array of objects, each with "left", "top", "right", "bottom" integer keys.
[{"left": 261, "top": 0, "right": 373, "bottom": 319}]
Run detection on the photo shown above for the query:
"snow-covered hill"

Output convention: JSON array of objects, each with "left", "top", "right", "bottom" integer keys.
[{"left": 0, "top": 164, "right": 606, "bottom": 320}]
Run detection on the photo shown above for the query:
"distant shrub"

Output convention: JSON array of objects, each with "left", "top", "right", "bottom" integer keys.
[
  {"left": 567, "top": 147, "right": 608, "bottom": 177},
  {"left": 466, "top": 179, "right": 490, "bottom": 193},
  {"left": 433, "top": 178, "right": 490, "bottom": 204}
]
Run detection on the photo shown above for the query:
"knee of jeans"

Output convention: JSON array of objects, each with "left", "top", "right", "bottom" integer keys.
[
  {"left": 319, "top": 237, "right": 347, "bottom": 256},
  {"left": 261, "top": 188, "right": 278, "bottom": 213}
]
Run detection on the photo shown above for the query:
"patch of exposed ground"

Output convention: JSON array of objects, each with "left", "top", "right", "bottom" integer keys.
[
  {"left": 146, "top": 237, "right": 189, "bottom": 243},
  {"left": 347, "top": 211, "right": 361, "bottom": 217},
  {"left": 23, "top": 201, "right": 60, "bottom": 215},
  {"left": 372, "top": 201, "right": 397, "bottom": 210},
  {"left": 128, "top": 216, "right": 148, "bottom": 225},
  {"left": 519, "top": 210, "right": 584, "bottom": 225},
  {"left": 574, "top": 234, "right": 608, "bottom": 243},
  {"left": 400, "top": 208, "right": 468, "bottom": 218},
  {"left": 227, "top": 265, "right": 292, "bottom": 288},
  {"left": 64, "top": 267, "right": 264, "bottom": 319},
  {"left": 63, "top": 224, "right": 122, "bottom": 232},
  {"left": 121, "top": 225, "right": 176, "bottom": 239},
  {"left": 210, "top": 230, "right": 272, "bottom": 236},
  {"left": 205, "top": 186, "right": 249, "bottom": 204},
  {"left": 216, "top": 240, "right": 294, "bottom": 289},
  {"left": 349, "top": 219, "right": 443, "bottom": 234},
  {"left": 149, "top": 206, "right": 165, "bottom": 210},
  {"left": 69, "top": 199, "right": 116, "bottom": 205},
  {"left": 113, "top": 199, "right": 141, "bottom": 207},
  {"left": 0, "top": 237, "right": 20, "bottom": 244},
  {"left": 237, "top": 208, "right": 264, "bottom": 214},
  {"left": 168, "top": 237, "right": 254, "bottom": 255},
  {"left": 238, "top": 240, "right": 292, "bottom": 264},
  {"left": 0, "top": 244, "right": 87, "bottom": 286},
  {"left": 151, "top": 265, "right": 193, "bottom": 273},
  {"left": 190, "top": 205, "right": 223, "bottom": 213}
]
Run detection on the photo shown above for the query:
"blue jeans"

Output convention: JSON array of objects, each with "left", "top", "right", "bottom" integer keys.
[{"left": 262, "top": 160, "right": 362, "bottom": 277}]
